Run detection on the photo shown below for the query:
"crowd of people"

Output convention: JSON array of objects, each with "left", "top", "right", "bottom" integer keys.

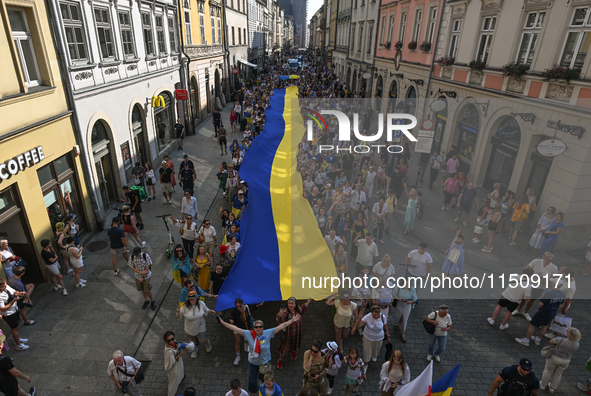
[{"left": 0, "top": 50, "right": 589, "bottom": 396}]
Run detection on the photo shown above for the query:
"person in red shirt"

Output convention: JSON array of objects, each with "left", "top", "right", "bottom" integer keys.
[{"left": 452, "top": 172, "right": 468, "bottom": 208}]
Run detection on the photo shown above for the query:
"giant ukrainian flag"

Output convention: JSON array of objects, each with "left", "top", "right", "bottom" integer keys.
[{"left": 215, "top": 86, "right": 337, "bottom": 311}]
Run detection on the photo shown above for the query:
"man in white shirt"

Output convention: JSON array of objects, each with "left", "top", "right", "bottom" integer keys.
[
  {"left": 371, "top": 197, "right": 388, "bottom": 244},
  {"left": 424, "top": 304, "right": 452, "bottom": 363},
  {"left": 513, "top": 252, "right": 558, "bottom": 321},
  {"left": 324, "top": 229, "right": 344, "bottom": 253},
  {"left": 199, "top": 220, "right": 217, "bottom": 258},
  {"left": 349, "top": 184, "right": 367, "bottom": 214},
  {"left": 0, "top": 278, "right": 29, "bottom": 350},
  {"left": 107, "top": 350, "right": 142, "bottom": 395},
  {"left": 180, "top": 190, "right": 198, "bottom": 221},
  {"left": 406, "top": 243, "right": 433, "bottom": 281},
  {"left": 354, "top": 233, "right": 379, "bottom": 275}
]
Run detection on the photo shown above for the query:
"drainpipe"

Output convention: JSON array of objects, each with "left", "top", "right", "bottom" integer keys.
[
  {"left": 421, "top": 0, "right": 447, "bottom": 121},
  {"left": 177, "top": 0, "right": 193, "bottom": 132},
  {"left": 46, "top": 0, "right": 102, "bottom": 230},
  {"left": 221, "top": 0, "right": 231, "bottom": 98}
]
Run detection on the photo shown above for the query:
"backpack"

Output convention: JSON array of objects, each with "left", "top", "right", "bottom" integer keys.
[{"left": 499, "top": 366, "right": 534, "bottom": 396}]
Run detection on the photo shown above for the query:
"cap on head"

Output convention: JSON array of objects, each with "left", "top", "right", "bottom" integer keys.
[
  {"left": 519, "top": 358, "right": 533, "bottom": 369},
  {"left": 438, "top": 304, "right": 449, "bottom": 311},
  {"left": 65, "top": 214, "right": 75, "bottom": 222},
  {"left": 133, "top": 246, "right": 142, "bottom": 255},
  {"left": 162, "top": 160, "right": 168, "bottom": 164},
  {"left": 184, "top": 154, "right": 188, "bottom": 158},
  {"left": 187, "top": 291, "right": 198, "bottom": 299}
]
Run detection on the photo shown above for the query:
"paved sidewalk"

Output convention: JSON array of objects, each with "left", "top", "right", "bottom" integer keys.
[{"left": 3, "top": 97, "right": 589, "bottom": 396}]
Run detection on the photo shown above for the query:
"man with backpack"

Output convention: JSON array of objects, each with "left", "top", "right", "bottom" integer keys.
[
  {"left": 488, "top": 358, "right": 540, "bottom": 396},
  {"left": 128, "top": 246, "right": 155, "bottom": 310}
]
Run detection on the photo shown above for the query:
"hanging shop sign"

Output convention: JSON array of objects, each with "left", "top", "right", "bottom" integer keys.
[
  {"left": 537, "top": 139, "right": 567, "bottom": 157},
  {"left": 0, "top": 146, "right": 45, "bottom": 182},
  {"left": 174, "top": 89, "right": 189, "bottom": 100}
]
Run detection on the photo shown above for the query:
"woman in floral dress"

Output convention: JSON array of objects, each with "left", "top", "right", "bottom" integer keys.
[{"left": 276, "top": 297, "right": 312, "bottom": 369}]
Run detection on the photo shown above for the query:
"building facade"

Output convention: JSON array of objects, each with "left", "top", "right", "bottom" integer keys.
[
  {"left": 333, "top": 0, "right": 351, "bottom": 84},
  {"left": 347, "top": 0, "right": 381, "bottom": 94},
  {"left": 225, "top": 0, "right": 249, "bottom": 89},
  {"left": 427, "top": 0, "right": 591, "bottom": 250},
  {"left": 1, "top": 0, "right": 93, "bottom": 280},
  {"left": 180, "top": 0, "right": 228, "bottom": 124},
  {"left": 49, "top": 0, "right": 183, "bottom": 226}
]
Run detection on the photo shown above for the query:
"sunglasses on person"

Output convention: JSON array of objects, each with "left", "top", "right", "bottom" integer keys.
[
  {"left": 235, "top": 304, "right": 244, "bottom": 309},
  {"left": 205, "top": 223, "right": 211, "bottom": 226},
  {"left": 311, "top": 348, "right": 320, "bottom": 353},
  {"left": 167, "top": 337, "right": 175, "bottom": 342},
  {"left": 254, "top": 325, "right": 263, "bottom": 329},
  {"left": 186, "top": 217, "right": 192, "bottom": 220},
  {"left": 520, "top": 366, "right": 531, "bottom": 372},
  {"left": 176, "top": 249, "right": 183, "bottom": 253},
  {"left": 185, "top": 193, "right": 191, "bottom": 196}
]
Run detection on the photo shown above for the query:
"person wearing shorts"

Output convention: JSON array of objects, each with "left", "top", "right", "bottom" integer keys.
[
  {"left": 487, "top": 268, "right": 534, "bottom": 330},
  {"left": 175, "top": 119, "right": 185, "bottom": 150},
  {"left": 455, "top": 183, "right": 478, "bottom": 226},
  {"left": 159, "top": 161, "right": 173, "bottom": 204},
  {"left": 40, "top": 239, "right": 67, "bottom": 295},
  {"left": 217, "top": 123, "right": 228, "bottom": 155},
  {"left": 0, "top": 278, "right": 29, "bottom": 351},
  {"left": 108, "top": 217, "right": 129, "bottom": 276},
  {"left": 128, "top": 246, "right": 155, "bottom": 310}
]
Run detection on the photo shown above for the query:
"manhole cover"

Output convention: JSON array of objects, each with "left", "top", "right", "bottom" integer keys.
[{"left": 85, "top": 240, "right": 108, "bottom": 252}]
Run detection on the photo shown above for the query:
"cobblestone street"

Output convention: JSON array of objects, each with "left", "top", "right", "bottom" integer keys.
[{"left": 3, "top": 103, "right": 590, "bottom": 396}]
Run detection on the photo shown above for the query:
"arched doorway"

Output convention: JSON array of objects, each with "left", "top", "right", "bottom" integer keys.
[
  {"left": 91, "top": 120, "right": 117, "bottom": 213},
  {"left": 432, "top": 96, "right": 447, "bottom": 154},
  {"left": 387, "top": 80, "right": 398, "bottom": 112},
  {"left": 190, "top": 77, "right": 200, "bottom": 124},
  {"left": 346, "top": 67, "right": 351, "bottom": 89},
  {"left": 132, "top": 105, "right": 149, "bottom": 167},
  {"left": 375, "top": 76, "right": 384, "bottom": 98},
  {"left": 352, "top": 69, "right": 357, "bottom": 91},
  {"left": 205, "top": 71, "right": 211, "bottom": 114},
  {"left": 215, "top": 68, "right": 221, "bottom": 100},
  {"left": 484, "top": 116, "right": 521, "bottom": 191},
  {"left": 455, "top": 104, "right": 480, "bottom": 174},
  {"left": 406, "top": 86, "right": 417, "bottom": 116},
  {"left": 154, "top": 91, "right": 174, "bottom": 152}
]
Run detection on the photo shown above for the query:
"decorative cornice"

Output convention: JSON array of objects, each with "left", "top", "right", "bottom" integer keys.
[{"left": 185, "top": 44, "right": 225, "bottom": 58}]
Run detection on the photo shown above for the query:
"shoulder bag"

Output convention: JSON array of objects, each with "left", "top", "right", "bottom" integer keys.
[
  {"left": 115, "top": 360, "right": 145, "bottom": 384},
  {"left": 422, "top": 312, "right": 436, "bottom": 335},
  {"left": 541, "top": 338, "right": 563, "bottom": 359}
]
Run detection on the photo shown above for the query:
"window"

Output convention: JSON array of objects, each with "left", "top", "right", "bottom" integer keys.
[
  {"left": 217, "top": 9, "right": 221, "bottom": 44},
  {"left": 448, "top": 19, "right": 461, "bottom": 57},
  {"left": 60, "top": 1, "right": 88, "bottom": 62},
  {"left": 367, "top": 26, "right": 373, "bottom": 53},
  {"left": 515, "top": 12, "right": 544, "bottom": 65},
  {"left": 243, "top": 0, "right": 246, "bottom": 13},
  {"left": 141, "top": 12, "right": 155, "bottom": 55},
  {"left": 231, "top": 0, "right": 234, "bottom": 9},
  {"left": 476, "top": 16, "right": 496, "bottom": 62},
  {"left": 350, "top": 25, "right": 355, "bottom": 51},
  {"left": 387, "top": 14, "right": 395, "bottom": 44},
  {"left": 244, "top": 28, "right": 246, "bottom": 45},
  {"left": 427, "top": 7, "right": 437, "bottom": 43},
  {"left": 211, "top": 8, "right": 216, "bottom": 44},
  {"left": 168, "top": 16, "right": 177, "bottom": 52},
  {"left": 199, "top": 2, "right": 206, "bottom": 44},
  {"left": 232, "top": 26, "right": 236, "bottom": 45},
  {"left": 184, "top": 11, "right": 192, "bottom": 45},
  {"left": 399, "top": 12, "right": 407, "bottom": 43},
  {"left": 155, "top": 15, "right": 166, "bottom": 54},
  {"left": 412, "top": 9, "right": 422, "bottom": 42},
  {"left": 7, "top": 8, "right": 41, "bottom": 86},
  {"left": 560, "top": 8, "right": 591, "bottom": 68},
  {"left": 94, "top": 8, "right": 115, "bottom": 59},
  {"left": 358, "top": 26, "right": 363, "bottom": 51},
  {"left": 118, "top": 11, "right": 135, "bottom": 58},
  {"left": 379, "top": 16, "right": 386, "bottom": 45}
]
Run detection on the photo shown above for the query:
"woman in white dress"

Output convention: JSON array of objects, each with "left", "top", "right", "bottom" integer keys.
[{"left": 163, "top": 330, "right": 185, "bottom": 396}]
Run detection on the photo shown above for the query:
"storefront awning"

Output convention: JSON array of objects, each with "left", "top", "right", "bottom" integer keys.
[{"left": 238, "top": 59, "right": 257, "bottom": 68}]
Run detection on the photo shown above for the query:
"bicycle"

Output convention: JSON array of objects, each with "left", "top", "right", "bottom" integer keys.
[
  {"left": 156, "top": 214, "right": 174, "bottom": 257},
  {"left": 407, "top": 185, "right": 424, "bottom": 219}
]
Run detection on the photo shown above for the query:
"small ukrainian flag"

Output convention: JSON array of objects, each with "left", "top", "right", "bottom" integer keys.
[{"left": 431, "top": 364, "right": 461, "bottom": 396}]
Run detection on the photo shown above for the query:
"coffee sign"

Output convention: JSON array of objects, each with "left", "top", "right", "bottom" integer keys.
[
  {"left": 537, "top": 139, "right": 567, "bottom": 157},
  {"left": 0, "top": 146, "right": 45, "bottom": 182}
]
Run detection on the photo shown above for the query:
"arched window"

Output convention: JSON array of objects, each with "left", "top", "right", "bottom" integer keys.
[
  {"left": 91, "top": 120, "right": 109, "bottom": 147},
  {"left": 406, "top": 86, "right": 417, "bottom": 115},
  {"left": 375, "top": 76, "right": 383, "bottom": 98}
]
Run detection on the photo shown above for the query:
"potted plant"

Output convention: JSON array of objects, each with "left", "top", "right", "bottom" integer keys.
[
  {"left": 384, "top": 41, "right": 391, "bottom": 50},
  {"left": 501, "top": 61, "right": 530, "bottom": 80},
  {"left": 408, "top": 41, "right": 417, "bottom": 51},
  {"left": 436, "top": 56, "right": 455, "bottom": 66},
  {"left": 541, "top": 64, "right": 581, "bottom": 85},
  {"left": 394, "top": 40, "right": 403, "bottom": 50},
  {"left": 419, "top": 41, "right": 431, "bottom": 52},
  {"left": 469, "top": 60, "right": 487, "bottom": 74}
]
